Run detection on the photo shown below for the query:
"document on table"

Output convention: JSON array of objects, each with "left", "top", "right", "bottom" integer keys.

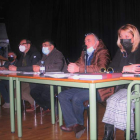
[
  {"left": 44, "top": 72, "right": 71, "bottom": 78},
  {"left": 22, "top": 72, "right": 40, "bottom": 75},
  {"left": 0, "top": 70, "right": 22, "bottom": 74},
  {"left": 122, "top": 73, "right": 136, "bottom": 77},
  {"left": 44, "top": 72, "right": 103, "bottom": 79}
]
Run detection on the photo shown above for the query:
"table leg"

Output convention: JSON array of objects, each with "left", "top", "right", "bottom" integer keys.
[
  {"left": 89, "top": 83, "right": 97, "bottom": 140},
  {"left": 50, "top": 85, "right": 55, "bottom": 124},
  {"left": 135, "top": 84, "right": 140, "bottom": 140},
  {"left": 57, "top": 86, "right": 62, "bottom": 126},
  {"left": 16, "top": 78, "right": 22, "bottom": 137},
  {"left": 126, "top": 83, "right": 131, "bottom": 140},
  {"left": 9, "top": 77, "right": 15, "bottom": 133}
]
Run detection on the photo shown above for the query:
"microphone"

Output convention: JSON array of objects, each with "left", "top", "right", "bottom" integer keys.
[
  {"left": 82, "top": 45, "right": 87, "bottom": 51},
  {"left": 82, "top": 45, "right": 87, "bottom": 73}
]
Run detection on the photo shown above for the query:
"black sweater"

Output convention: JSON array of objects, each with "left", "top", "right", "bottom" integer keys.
[
  {"left": 109, "top": 44, "right": 140, "bottom": 72},
  {"left": 109, "top": 44, "right": 140, "bottom": 90}
]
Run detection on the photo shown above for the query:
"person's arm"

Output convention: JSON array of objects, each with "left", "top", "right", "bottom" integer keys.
[
  {"left": 122, "top": 64, "right": 140, "bottom": 73},
  {"left": 17, "top": 52, "right": 41, "bottom": 72},
  {"left": 122, "top": 47, "right": 140, "bottom": 73},
  {"left": 45, "top": 54, "right": 66, "bottom": 72}
]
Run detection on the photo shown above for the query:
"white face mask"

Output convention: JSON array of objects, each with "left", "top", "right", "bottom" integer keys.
[
  {"left": 19, "top": 45, "right": 26, "bottom": 52},
  {"left": 42, "top": 47, "right": 50, "bottom": 55},
  {"left": 87, "top": 41, "right": 97, "bottom": 55},
  {"left": 87, "top": 47, "right": 94, "bottom": 54}
]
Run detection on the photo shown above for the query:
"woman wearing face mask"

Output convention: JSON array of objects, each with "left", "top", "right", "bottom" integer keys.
[{"left": 102, "top": 24, "right": 140, "bottom": 140}]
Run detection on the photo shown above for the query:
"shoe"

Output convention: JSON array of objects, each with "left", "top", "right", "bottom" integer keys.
[
  {"left": 26, "top": 104, "right": 39, "bottom": 112},
  {"left": 2, "top": 103, "right": 10, "bottom": 108},
  {"left": 73, "top": 124, "right": 85, "bottom": 138},
  {"left": 40, "top": 109, "right": 51, "bottom": 116},
  {"left": 102, "top": 123, "right": 114, "bottom": 140},
  {"left": 60, "top": 124, "right": 74, "bottom": 132}
]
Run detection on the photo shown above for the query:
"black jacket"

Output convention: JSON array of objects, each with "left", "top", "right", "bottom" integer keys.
[
  {"left": 109, "top": 44, "right": 140, "bottom": 72},
  {"left": 16, "top": 46, "right": 41, "bottom": 72},
  {"left": 109, "top": 44, "right": 140, "bottom": 90}
]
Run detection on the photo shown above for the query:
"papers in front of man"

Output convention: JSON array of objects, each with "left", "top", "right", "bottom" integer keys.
[
  {"left": 0, "top": 70, "right": 22, "bottom": 74},
  {"left": 43, "top": 72, "right": 122, "bottom": 80},
  {"left": 44, "top": 73, "right": 103, "bottom": 79}
]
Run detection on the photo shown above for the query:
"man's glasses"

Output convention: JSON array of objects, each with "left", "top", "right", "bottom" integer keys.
[
  {"left": 100, "top": 67, "right": 114, "bottom": 73},
  {"left": 19, "top": 43, "right": 28, "bottom": 46}
]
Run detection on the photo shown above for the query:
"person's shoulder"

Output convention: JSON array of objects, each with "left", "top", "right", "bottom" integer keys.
[
  {"left": 135, "top": 43, "right": 140, "bottom": 51},
  {"left": 98, "top": 40, "right": 107, "bottom": 49},
  {"left": 53, "top": 48, "right": 63, "bottom": 55}
]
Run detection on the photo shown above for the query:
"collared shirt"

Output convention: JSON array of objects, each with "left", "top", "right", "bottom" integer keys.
[{"left": 86, "top": 51, "right": 94, "bottom": 66}]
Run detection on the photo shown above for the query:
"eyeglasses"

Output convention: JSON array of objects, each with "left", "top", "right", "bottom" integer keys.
[
  {"left": 42, "top": 45, "right": 51, "bottom": 47},
  {"left": 42, "top": 43, "right": 51, "bottom": 47},
  {"left": 85, "top": 33, "right": 95, "bottom": 37},
  {"left": 19, "top": 43, "right": 28, "bottom": 46},
  {"left": 100, "top": 67, "right": 114, "bottom": 73}
]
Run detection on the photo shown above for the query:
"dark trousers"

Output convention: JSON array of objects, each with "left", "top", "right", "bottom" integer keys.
[
  {"left": 30, "top": 84, "right": 53, "bottom": 110},
  {"left": 0, "top": 80, "right": 9, "bottom": 103}
]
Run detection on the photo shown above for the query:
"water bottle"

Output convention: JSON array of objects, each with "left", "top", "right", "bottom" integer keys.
[{"left": 40, "top": 61, "right": 45, "bottom": 76}]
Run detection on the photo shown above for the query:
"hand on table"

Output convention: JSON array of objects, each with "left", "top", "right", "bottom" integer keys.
[
  {"left": 0, "top": 67, "right": 8, "bottom": 70},
  {"left": 33, "top": 65, "right": 40, "bottom": 72},
  {"left": 122, "top": 64, "right": 140, "bottom": 74},
  {"left": 9, "top": 65, "right": 17, "bottom": 71},
  {"left": 67, "top": 63, "right": 79, "bottom": 73}
]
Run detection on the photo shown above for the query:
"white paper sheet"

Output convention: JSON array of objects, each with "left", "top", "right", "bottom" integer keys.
[{"left": 0, "top": 70, "right": 22, "bottom": 74}]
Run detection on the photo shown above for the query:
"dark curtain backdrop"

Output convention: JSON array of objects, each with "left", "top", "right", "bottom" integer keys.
[{"left": 2, "top": 0, "right": 140, "bottom": 61}]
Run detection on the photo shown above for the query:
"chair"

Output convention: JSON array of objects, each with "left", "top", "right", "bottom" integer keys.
[
  {"left": 22, "top": 100, "right": 39, "bottom": 113},
  {"left": 83, "top": 100, "right": 106, "bottom": 138}
]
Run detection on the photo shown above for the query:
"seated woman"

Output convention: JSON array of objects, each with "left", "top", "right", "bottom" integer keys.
[{"left": 102, "top": 24, "right": 140, "bottom": 140}]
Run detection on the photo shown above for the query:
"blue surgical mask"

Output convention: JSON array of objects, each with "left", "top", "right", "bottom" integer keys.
[{"left": 42, "top": 47, "right": 50, "bottom": 55}]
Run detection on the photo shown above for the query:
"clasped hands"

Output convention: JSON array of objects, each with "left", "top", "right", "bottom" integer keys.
[
  {"left": 9, "top": 65, "right": 17, "bottom": 71},
  {"left": 122, "top": 64, "right": 140, "bottom": 74}
]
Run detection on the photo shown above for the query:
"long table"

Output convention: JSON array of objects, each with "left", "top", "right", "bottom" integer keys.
[{"left": 3, "top": 73, "right": 131, "bottom": 140}]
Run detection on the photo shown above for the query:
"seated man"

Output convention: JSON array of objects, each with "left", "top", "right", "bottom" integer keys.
[
  {"left": 0, "top": 52, "right": 17, "bottom": 108},
  {"left": 58, "top": 33, "right": 111, "bottom": 139},
  {"left": 31, "top": 39, "right": 67, "bottom": 115},
  {"left": 9, "top": 39, "right": 41, "bottom": 111}
]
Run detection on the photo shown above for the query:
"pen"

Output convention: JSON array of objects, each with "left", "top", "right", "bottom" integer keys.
[
  {"left": 67, "top": 58, "right": 70, "bottom": 64},
  {"left": 129, "top": 63, "right": 140, "bottom": 67}
]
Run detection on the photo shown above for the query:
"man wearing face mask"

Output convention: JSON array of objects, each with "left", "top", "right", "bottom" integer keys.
[
  {"left": 58, "top": 33, "right": 111, "bottom": 139},
  {"left": 30, "top": 39, "right": 67, "bottom": 115},
  {"left": 9, "top": 39, "right": 41, "bottom": 111},
  {"left": 0, "top": 52, "right": 17, "bottom": 108}
]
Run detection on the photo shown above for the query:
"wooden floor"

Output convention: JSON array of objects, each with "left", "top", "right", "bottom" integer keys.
[{"left": 0, "top": 101, "right": 125, "bottom": 140}]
